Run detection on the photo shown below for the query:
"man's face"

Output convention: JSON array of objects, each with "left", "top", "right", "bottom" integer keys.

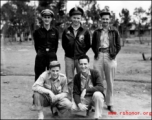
[
  {"left": 42, "top": 15, "right": 52, "bottom": 25},
  {"left": 49, "top": 66, "right": 60, "bottom": 79},
  {"left": 101, "top": 15, "right": 111, "bottom": 27},
  {"left": 79, "top": 59, "right": 89, "bottom": 73},
  {"left": 71, "top": 15, "right": 82, "bottom": 26}
]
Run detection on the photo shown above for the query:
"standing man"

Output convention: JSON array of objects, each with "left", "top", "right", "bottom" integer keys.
[
  {"left": 62, "top": 6, "right": 91, "bottom": 100},
  {"left": 32, "top": 61, "right": 72, "bottom": 119},
  {"left": 72, "top": 55, "right": 105, "bottom": 119},
  {"left": 92, "top": 9, "right": 121, "bottom": 112},
  {"left": 32, "top": 8, "right": 59, "bottom": 109}
]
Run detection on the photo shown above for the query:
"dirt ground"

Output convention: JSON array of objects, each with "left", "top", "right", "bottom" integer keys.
[{"left": 1, "top": 37, "right": 151, "bottom": 119}]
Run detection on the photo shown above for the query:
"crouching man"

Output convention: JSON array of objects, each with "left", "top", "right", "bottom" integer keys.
[
  {"left": 32, "top": 61, "right": 72, "bottom": 119},
  {"left": 72, "top": 55, "right": 105, "bottom": 119}
]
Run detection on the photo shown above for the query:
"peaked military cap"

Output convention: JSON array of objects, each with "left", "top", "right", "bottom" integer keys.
[
  {"left": 41, "top": 8, "right": 54, "bottom": 17},
  {"left": 100, "top": 9, "right": 111, "bottom": 17},
  {"left": 69, "top": 6, "right": 84, "bottom": 17}
]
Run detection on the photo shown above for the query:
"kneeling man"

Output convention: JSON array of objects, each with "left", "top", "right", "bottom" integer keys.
[
  {"left": 72, "top": 55, "right": 105, "bottom": 119},
  {"left": 32, "top": 61, "right": 72, "bottom": 119}
]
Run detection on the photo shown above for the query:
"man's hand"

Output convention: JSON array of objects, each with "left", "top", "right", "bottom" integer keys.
[
  {"left": 44, "top": 83, "right": 51, "bottom": 90},
  {"left": 48, "top": 91, "right": 57, "bottom": 103},
  {"left": 81, "top": 89, "right": 86, "bottom": 101},
  {"left": 78, "top": 103, "right": 88, "bottom": 111}
]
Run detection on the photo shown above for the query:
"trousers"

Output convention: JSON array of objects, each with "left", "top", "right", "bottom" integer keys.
[
  {"left": 34, "top": 51, "right": 57, "bottom": 81},
  {"left": 93, "top": 52, "right": 117, "bottom": 106},
  {"left": 71, "top": 92, "right": 104, "bottom": 118},
  {"left": 33, "top": 92, "right": 72, "bottom": 115},
  {"left": 65, "top": 57, "right": 80, "bottom": 99}
]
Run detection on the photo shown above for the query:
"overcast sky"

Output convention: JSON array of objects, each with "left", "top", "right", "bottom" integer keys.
[{"left": 1, "top": 0, "right": 151, "bottom": 20}]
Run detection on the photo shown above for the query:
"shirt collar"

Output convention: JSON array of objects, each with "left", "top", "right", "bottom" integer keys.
[
  {"left": 41, "top": 25, "right": 52, "bottom": 31},
  {"left": 80, "top": 70, "right": 91, "bottom": 79},
  {"left": 69, "top": 24, "right": 83, "bottom": 31},
  {"left": 100, "top": 25, "right": 111, "bottom": 31}
]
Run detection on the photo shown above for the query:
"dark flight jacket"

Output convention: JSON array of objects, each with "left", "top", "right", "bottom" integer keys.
[
  {"left": 92, "top": 26, "right": 121, "bottom": 59},
  {"left": 62, "top": 25, "right": 91, "bottom": 59}
]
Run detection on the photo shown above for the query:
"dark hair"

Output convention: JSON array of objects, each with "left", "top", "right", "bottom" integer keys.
[
  {"left": 78, "top": 55, "right": 90, "bottom": 63},
  {"left": 100, "top": 12, "right": 111, "bottom": 18}
]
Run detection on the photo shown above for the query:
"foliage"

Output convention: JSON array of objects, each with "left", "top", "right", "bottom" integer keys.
[
  {"left": 133, "top": 7, "right": 147, "bottom": 30},
  {"left": 37, "top": 0, "right": 68, "bottom": 26},
  {"left": 1, "top": 0, "right": 35, "bottom": 38},
  {"left": 133, "top": 7, "right": 148, "bottom": 44},
  {"left": 85, "top": 2, "right": 101, "bottom": 21},
  {"left": 119, "top": 8, "right": 131, "bottom": 46}
]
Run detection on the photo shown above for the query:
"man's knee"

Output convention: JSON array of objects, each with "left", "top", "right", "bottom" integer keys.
[
  {"left": 60, "top": 98, "right": 72, "bottom": 109},
  {"left": 93, "top": 92, "right": 104, "bottom": 101},
  {"left": 33, "top": 92, "right": 43, "bottom": 100}
]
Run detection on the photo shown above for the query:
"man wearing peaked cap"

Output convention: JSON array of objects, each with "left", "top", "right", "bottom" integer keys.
[
  {"left": 32, "top": 60, "right": 72, "bottom": 119},
  {"left": 41, "top": 8, "right": 54, "bottom": 17},
  {"left": 99, "top": 9, "right": 111, "bottom": 17},
  {"left": 62, "top": 6, "right": 91, "bottom": 101},
  {"left": 69, "top": 6, "right": 84, "bottom": 17},
  {"left": 92, "top": 8, "right": 121, "bottom": 112},
  {"left": 31, "top": 8, "right": 59, "bottom": 111}
]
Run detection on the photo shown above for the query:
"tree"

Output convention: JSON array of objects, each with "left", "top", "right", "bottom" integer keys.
[
  {"left": 37, "top": 0, "right": 67, "bottom": 26},
  {"left": 85, "top": 1, "right": 101, "bottom": 22},
  {"left": 146, "top": 5, "right": 152, "bottom": 28},
  {"left": 119, "top": 8, "right": 131, "bottom": 46},
  {"left": 1, "top": 0, "right": 35, "bottom": 42},
  {"left": 133, "top": 7, "right": 148, "bottom": 44}
]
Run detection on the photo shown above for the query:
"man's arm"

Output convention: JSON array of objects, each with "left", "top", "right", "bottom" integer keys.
[
  {"left": 91, "top": 30, "right": 98, "bottom": 58},
  {"left": 115, "top": 29, "right": 121, "bottom": 55},
  {"left": 73, "top": 75, "right": 81, "bottom": 107},
  {"left": 54, "top": 28, "right": 59, "bottom": 53},
  {"left": 32, "top": 72, "right": 54, "bottom": 95},
  {"left": 62, "top": 30, "right": 68, "bottom": 52},
  {"left": 33, "top": 30, "right": 39, "bottom": 53},
  {"left": 84, "top": 30, "right": 91, "bottom": 53}
]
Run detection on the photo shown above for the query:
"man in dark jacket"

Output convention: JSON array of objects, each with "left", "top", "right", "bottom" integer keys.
[
  {"left": 31, "top": 8, "right": 59, "bottom": 110},
  {"left": 72, "top": 55, "right": 105, "bottom": 119},
  {"left": 62, "top": 7, "right": 91, "bottom": 100},
  {"left": 92, "top": 9, "right": 121, "bottom": 112}
]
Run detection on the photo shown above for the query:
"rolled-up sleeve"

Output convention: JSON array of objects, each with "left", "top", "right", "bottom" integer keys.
[{"left": 32, "top": 72, "right": 51, "bottom": 94}]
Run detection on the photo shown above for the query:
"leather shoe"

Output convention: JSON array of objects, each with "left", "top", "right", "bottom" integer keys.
[{"left": 107, "top": 106, "right": 114, "bottom": 112}]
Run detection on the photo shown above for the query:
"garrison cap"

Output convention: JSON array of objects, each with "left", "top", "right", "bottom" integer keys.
[
  {"left": 69, "top": 6, "right": 84, "bottom": 17},
  {"left": 100, "top": 9, "right": 111, "bottom": 17},
  {"left": 41, "top": 9, "right": 54, "bottom": 17},
  {"left": 49, "top": 61, "right": 61, "bottom": 69}
]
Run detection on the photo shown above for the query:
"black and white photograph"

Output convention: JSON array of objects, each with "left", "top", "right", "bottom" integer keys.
[{"left": 1, "top": 0, "right": 151, "bottom": 119}]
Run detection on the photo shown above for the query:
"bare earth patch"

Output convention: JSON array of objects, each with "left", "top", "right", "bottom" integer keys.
[{"left": 1, "top": 40, "right": 151, "bottom": 119}]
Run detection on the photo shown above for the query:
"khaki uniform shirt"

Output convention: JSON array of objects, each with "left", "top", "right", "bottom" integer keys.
[
  {"left": 99, "top": 27, "right": 110, "bottom": 48},
  {"left": 32, "top": 71, "right": 68, "bottom": 95}
]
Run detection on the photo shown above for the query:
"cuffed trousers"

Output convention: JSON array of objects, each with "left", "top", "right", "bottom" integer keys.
[
  {"left": 33, "top": 92, "right": 72, "bottom": 115},
  {"left": 65, "top": 57, "right": 80, "bottom": 99},
  {"left": 71, "top": 92, "right": 104, "bottom": 118},
  {"left": 93, "top": 52, "right": 117, "bottom": 106}
]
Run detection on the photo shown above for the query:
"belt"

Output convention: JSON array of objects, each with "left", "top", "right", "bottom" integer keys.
[
  {"left": 98, "top": 48, "right": 109, "bottom": 53},
  {"left": 38, "top": 48, "right": 54, "bottom": 53},
  {"left": 46, "top": 48, "right": 50, "bottom": 52}
]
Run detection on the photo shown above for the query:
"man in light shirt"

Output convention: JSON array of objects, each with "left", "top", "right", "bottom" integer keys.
[
  {"left": 72, "top": 55, "right": 105, "bottom": 119},
  {"left": 92, "top": 9, "right": 121, "bottom": 112},
  {"left": 32, "top": 61, "right": 72, "bottom": 119}
]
